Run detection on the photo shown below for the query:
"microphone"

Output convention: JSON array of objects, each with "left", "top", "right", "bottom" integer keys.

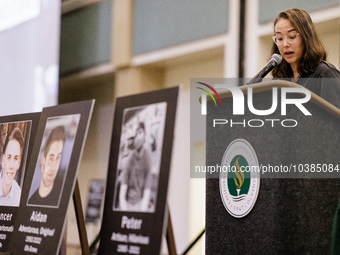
[{"left": 247, "top": 53, "right": 283, "bottom": 84}]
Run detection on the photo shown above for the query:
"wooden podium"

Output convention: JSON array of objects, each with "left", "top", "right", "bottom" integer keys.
[{"left": 205, "top": 80, "right": 340, "bottom": 254}]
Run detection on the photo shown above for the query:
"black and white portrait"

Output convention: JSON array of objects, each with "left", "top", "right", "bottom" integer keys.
[{"left": 113, "top": 102, "right": 167, "bottom": 213}]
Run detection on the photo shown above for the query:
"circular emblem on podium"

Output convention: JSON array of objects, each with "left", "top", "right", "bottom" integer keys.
[{"left": 219, "top": 139, "right": 260, "bottom": 218}]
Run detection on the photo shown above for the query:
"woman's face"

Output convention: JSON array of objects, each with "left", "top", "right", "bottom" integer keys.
[{"left": 274, "top": 18, "right": 305, "bottom": 73}]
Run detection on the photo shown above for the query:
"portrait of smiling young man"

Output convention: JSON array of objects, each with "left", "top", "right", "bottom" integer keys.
[{"left": 0, "top": 127, "right": 24, "bottom": 207}]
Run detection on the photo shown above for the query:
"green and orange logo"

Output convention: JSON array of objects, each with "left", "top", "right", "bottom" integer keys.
[
  {"left": 228, "top": 155, "right": 250, "bottom": 199},
  {"left": 219, "top": 139, "right": 260, "bottom": 218}
]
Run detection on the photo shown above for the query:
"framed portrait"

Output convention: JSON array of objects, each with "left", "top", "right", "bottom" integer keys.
[
  {"left": 112, "top": 102, "right": 167, "bottom": 213},
  {"left": 9, "top": 100, "right": 94, "bottom": 255},
  {"left": 99, "top": 87, "right": 179, "bottom": 255},
  {"left": 0, "top": 120, "right": 32, "bottom": 207},
  {"left": 0, "top": 113, "right": 40, "bottom": 253}
]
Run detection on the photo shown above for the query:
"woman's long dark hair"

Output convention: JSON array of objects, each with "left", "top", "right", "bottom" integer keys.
[{"left": 271, "top": 8, "right": 326, "bottom": 78}]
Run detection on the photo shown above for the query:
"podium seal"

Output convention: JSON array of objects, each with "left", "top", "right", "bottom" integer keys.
[{"left": 219, "top": 139, "right": 260, "bottom": 218}]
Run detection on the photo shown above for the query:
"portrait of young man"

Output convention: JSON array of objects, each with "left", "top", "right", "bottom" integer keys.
[
  {"left": 113, "top": 102, "right": 167, "bottom": 213},
  {"left": 0, "top": 127, "right": 24, "bottom": 207},
  {"left": 28, "top": 125, "right": 66, "bottom": 207},
  {"left": 119, "top": 121, "right": 153, "bottom": 212}
]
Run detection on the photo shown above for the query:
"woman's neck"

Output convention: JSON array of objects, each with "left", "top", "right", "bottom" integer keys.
[
  {"left": 291, "top": 64, "right": 300, "bottom": 79},
  {"left": 293, "top": 71, "right": 300, "bottom": 79}
]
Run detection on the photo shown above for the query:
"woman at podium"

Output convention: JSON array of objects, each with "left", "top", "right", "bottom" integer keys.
[{"left": 270, "top": 8, "right": 340, "bottom": 108}]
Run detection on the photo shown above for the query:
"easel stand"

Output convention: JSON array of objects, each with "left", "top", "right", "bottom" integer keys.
[
  {"left": 166, "top": 209, "right": 177, "bottom": 255},
  {"left": 73, "top": 179, "right": 91, "bottom": 255}
]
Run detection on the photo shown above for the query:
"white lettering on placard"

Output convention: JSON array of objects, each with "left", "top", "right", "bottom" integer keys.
[
  {"left": 0, "top": 213, "right": 12, "bottom": 221},
  {"left": 117, "top": 244, "right": 128, "bottom": 253},
  {"left": 111, "top": 232, "right": 128, "bottom": 243},
  {"left": 128, "top": 233, "right": 150, "bottom": 245},
  {"left": 0, "top": 225, "right": 13, "bottom": 232},
  {"left": 121, "top": 216, "right": 143, "bottom": 230},
  {"left": 39, "top": 227, "right": 55, "bottom": 237},
  {"left": 18, "top": 225, "right": 39, "bottom": 235},
  {"left": 25, "top": 235, "right": 42, "bottom": 244},
  {"left": 24, "top": 244, "right": 38, "bottom": 253},
  {"left": 129, "top": 245, "right": 140, "bottom": 255},
  {"left": 30, "top": 211, "right": 47, "bottom": 223}
]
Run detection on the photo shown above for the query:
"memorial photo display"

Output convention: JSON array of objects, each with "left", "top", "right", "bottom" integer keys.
[
  {"left": 99, "top": 87, "right": 179, "bottom": 255},
  {"left": 7, "top": 100, "right": 94, "bottom": 255},
  {"left": 0, "top": 113, "right": 40, "bottom": 252}
]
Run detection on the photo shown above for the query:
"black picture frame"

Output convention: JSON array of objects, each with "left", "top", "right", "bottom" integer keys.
[
  {"left": 99, "top": 87, "right": 179, "bottom": 255},
  {"left": 9, "top": 100, "right": 94, "bottom": 255},
  {"left": 0, "top": 112, "right": 40, "bottom": 252}
]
